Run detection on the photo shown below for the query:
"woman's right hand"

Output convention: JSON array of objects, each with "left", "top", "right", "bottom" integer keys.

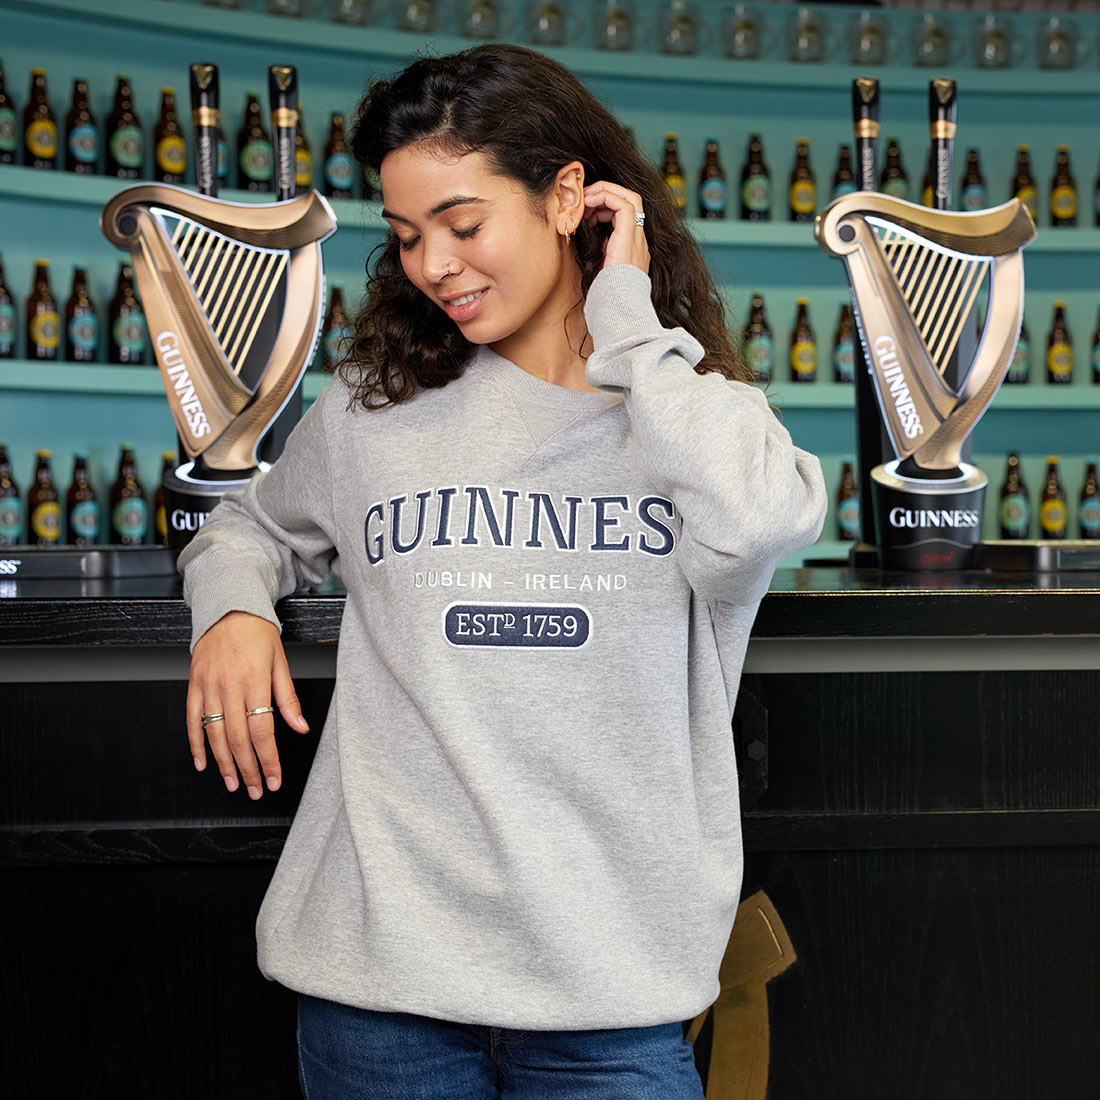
[{"left": 185, "top": 610, "right": 311, "bottom": 800}]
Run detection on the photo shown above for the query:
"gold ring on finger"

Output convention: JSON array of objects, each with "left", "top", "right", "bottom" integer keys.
[
  {"left": 201, "top": 712, "right": 226, "bottom": 725},
  {"left": 246, "top": 706, "right": 276, "bottom": 718}
]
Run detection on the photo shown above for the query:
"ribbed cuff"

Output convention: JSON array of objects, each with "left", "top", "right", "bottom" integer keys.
[
  {"left": 185, "top": 553, "right": 281, "bottom": 652},
  {"left": 583, "top": 265, "right": 664, "bottom": 349}
]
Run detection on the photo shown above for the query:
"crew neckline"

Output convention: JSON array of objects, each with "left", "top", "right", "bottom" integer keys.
[{"left": 470, "top": 344, "right": 623, "bottom": 409}]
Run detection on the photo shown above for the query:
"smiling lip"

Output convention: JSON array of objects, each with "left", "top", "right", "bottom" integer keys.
[{"left": 441, "top": 288, "right": 488, "bottom": 322}]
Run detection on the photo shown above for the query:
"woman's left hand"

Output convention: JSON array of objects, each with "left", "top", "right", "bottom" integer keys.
[{"left": 583, "top": 181, "right": 650, "bottom": 275}]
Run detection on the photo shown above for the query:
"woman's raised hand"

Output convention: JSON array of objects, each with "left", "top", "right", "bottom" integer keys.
[
  {"left": 582, "top": 181, "right": 650, "bottom": 275},
  {"left": 186, "top": 610, "right": 310, "bottom": 800}
]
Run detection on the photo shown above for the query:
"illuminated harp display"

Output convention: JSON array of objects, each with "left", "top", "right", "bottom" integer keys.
[
  {"left": 100, "top": 64, "right": 337, "bottom": 549},
  {"left": 816, "top": 191, "right": 1036, "bottom": 568}
]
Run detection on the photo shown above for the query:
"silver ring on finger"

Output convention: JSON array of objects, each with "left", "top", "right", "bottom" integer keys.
[
  {"left": 634, "top": 211, "right": 645, "bottom": 227},
  {"left": 201, "top": 712, "right": 225, "bottom": 725},
  {"left": 247, "top": 706, "right": 276, "bottom": 718}
]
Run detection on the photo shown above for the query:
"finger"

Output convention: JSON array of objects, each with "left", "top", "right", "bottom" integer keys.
[
  {"left": 186, "top": 682, "right": 208, "bottom": 772},
  {"left": 244, "top": 705, "right": 280, "bottom": 796},
  {"left": 272, "top": 646, "right": 310, "bottom": 736},
  {"left": 200, "top": 698, "right": 240, "bottom": 793},
  {"left": 224, "top": 702, "right": 265, "bottom": 801}
]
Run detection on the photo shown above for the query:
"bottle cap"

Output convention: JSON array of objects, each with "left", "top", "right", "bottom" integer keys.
[
  {"left": 1056, "top": 144, "right": 1069, "bottom": 153},
  {"left": 1053, "top": 299, "right": 1067, "bottom": 308},
  {"left": 161, "top": 87, "right": 175, "bottom": 95},
  {"left": 162, "top": 451, "right": 176, "bottom": 461},
  {"left": 74, "top": 450, "right": 88, "bottom": 459},
  {"left": 1017, "top": 144, "right": 1029, "bottom": 152},
  {"left": 1046, "top": 455, "right": 1059, "bottom": 463},
  {"left": 36, "top": 448, "right": 51, "bottom": 457},
  {"left": 796, "top": 297, "right": 809, "bottom": 305},
  {"left": 35, "top": 258, "right": 48, "bottom": 266},
  {"left": 665, "top": 132, "right": 677, "bottom": 140}
]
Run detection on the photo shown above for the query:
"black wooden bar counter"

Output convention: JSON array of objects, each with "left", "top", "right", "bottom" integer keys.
[{"left": 3, "top": 566, "right": 1100, "bottom": 1099}]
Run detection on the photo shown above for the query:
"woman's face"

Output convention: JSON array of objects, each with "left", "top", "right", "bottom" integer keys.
[{"left": 380, "top": 143, "right": 579, "bottom": 349}]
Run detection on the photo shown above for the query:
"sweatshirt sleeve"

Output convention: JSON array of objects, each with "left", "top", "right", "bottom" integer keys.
[
  {"left": 175, "top": 383, "right": 340, "bottom": 652},
  {"left": 583, "top": 264, "right": 827, "bottom": 607}
]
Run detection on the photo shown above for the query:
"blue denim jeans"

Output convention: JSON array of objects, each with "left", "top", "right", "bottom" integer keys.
[{"left": 297, "top": 993, "right": 706, "bottom": 1099}]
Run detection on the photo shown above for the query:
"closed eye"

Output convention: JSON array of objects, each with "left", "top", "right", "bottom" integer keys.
[
  {"left": 453, "top": 224, "right": 480, "bottom": 240},
  {"left": 397, "top": 234, "right": 419, "bottom": 253}
]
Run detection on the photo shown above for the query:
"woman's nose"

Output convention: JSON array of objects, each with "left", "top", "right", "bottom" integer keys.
[{"left": 422, "top": 239, "right": 460, "bottom": 283}]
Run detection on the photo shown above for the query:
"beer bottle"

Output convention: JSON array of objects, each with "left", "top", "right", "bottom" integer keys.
[
  {"left": 661, "top": 133, "right": 687, "bottom": 214},
  {"left": 216, "top": 124, "right": 230, "bottom": 189},
  {"left": 1039, "top": 456, "right": 1067, "bottom": 539},
  {"left": 1050, "top": 145, "right": 1077, "bottom": 227},
  {"left": 323, "top": 111, "right": 354, "bottom": 199},
  {"left": 294, "top": 102, "right": 312, "bottom": 195},
  {"left": 1091, "top": 305, "right": 1100, "bottom": 385},
  {"left": 1010, "top": 144, "right": 1038, "bottom": 221},
  {"left": 1080, "top": 458, "right": 1100, "bottom": 540},
  {"left": 959, "top": 148, "right": 987, "bottom": 211},
  {"left": 0, "top": 443, "right": 22, "bottom": 547},
  {"left": 64, "top": 266, "right": 98, "bottom": 363},
  {"left": 830, "top": 144, "right": 856, "bottom": 201},
  {"left": 879, "top": 137, "right": 908, "bottom": 200},
  {"left": 998, "top": 451, "right": 1030, "bottom": 539},
  {"left": 697, "top": 138, "right": 727, "bottom": 220},
  {"left": 0, "top": 253, "right": 15, "bottom": 360},
  {"left": 105, "top": 75, "right": 144, "bottom": 180},
  {"left": 1006, "top": 317, "right": 1030, "bottom": 384},
  {"left": 833, "top": 303, "right": 855, "bottom": 383},
  {"left": 836, "top": 460, "right": 860, "bottom": 542},
  {"left": 23, "top": 69, "right": 57, "bottom": 170},
  {"left": 739, "top": 133, "right": 770, "bottom": 221},
  {"left": 320, "top": 287, "right": 352, "bottom": 371},
  {"left": 108, "top": 262, "right": 147, "bottom": 366},
  {"left": 237, "top": 92, "right": 273, "bottom": 192},
  {"left": 0, "top": 62, "right": 16, "bottom": 166},
  {"left": 26, "top": 260, "right": 60, "bottom": 361},
  {"left": 27, "top": 450, "right": 60, "bottom": 547},
  {"left": 788, "top": 138, "right": 816, "bottom": 223},
  {"left": 154, "top": 451, "right": 174, "bottom": 546},
  {"left": 362, "top": 162, "right": 381, "bottom": 202},
  {"left": 1046, "top": 300, "right": 1072, "bottom": 384},
  {"left": 741, "top": 293, "right": 773, "bottom": 383},
  {"left": 109, "top": 444, "right": 147, "bottom": 546},
  {"left": 154, "top": 88, "right": 187, "bottom": 185},
  {"left": 64, "top": 78, "right": 98, "bottom": 175},
  {"left": 66, "top": 451, "right": 99, "bottom": 547},
  {"left": 789, "top": 298, "right": 816, "bottom": 382}
]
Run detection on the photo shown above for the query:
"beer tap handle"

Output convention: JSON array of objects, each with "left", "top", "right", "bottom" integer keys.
[
  {"left": 269, "top": 65, "right": 298, "bottom": 203},
  {"left": 929, "top": 78, "right": 957, "bottom": 212},
  {"left": 189, "top": 63, "right": 219, "bottom": 199},
  {"left": 852, "top": 77, "right": 880, "bottom": 193}
]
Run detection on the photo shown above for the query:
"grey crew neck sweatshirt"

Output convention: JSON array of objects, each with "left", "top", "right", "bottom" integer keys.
[{"left": 178, "top": 264, "right": 826, "bottom": 1030}]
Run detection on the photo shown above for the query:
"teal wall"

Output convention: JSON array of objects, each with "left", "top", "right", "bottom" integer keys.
[{"left": 2, "top": 0, "right": 1100, "bottom": 555}]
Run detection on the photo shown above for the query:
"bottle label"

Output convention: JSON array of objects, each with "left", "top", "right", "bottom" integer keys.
[
  {"left": 70, "top": 499, "right": 100, "bottom": 540},
  {"left": 921, "top": 185, "right": 933, "bottom": 208},
  {"left": 831, "top": 181, "right": 857, "bottom": 201},
  {"left": 833, "top": 338, "right": 855, "bottom": 382},
  {"left": 31, "top": 500, "right": 61, "bottom": 541},
  {"left": 741, "top": 173, "right": 770, "bottom": 214},
  {"left": 1016, "top": 186, "right": 1037, "bottom": 218},
  {"left": 295, "top": 148, "right": 313, "bottom": 189},
  {"left": 1051, "top": 185, "right": 1077, "bottom": 221},
  {"left": 112, "top": 497, "right": 148, "bottom": 541},
  {"left": 240, "top": 138, "right": 274, "bottom": 182},
  {"left": 325, "top": 151, "right": 355, "bottom": 192},
  {"left": 0, "top": 107, "right": 16, "bottom": 153},
  {"left": 1000, "top": 492, "right": 1030, "bottom": 536},
  {"left": 109, "top": 125, "right": 143, "bottom": 169},
  {"left": 699, "top": 178, "right": 727, "bottom": 214},
  {"left": 961, "top": 184, "right": 987, "bottom": 211},
  {"left": 789, "top": 180, "right": 816, "bottom": 216},
  {"left": 744, "top": 334, "right": 773, "bottom": 381},
  {"left": 26, "top": 119, "right": 58, "bottom": 159},
  {"left": 837, "top": 496, "right": 860, "bottom": 539},
  {"left": 1047, "top": 341, "right": 1073, "bottom": 380},
  {"left": 1094, "top": 188, "right": 1100, "bottom": 224},
  {"left": 1081, "top": 498, "right": 1100, "bottom": 537},
  {"left": 113, "top": 311, "right": 148, "bottom": 356},
  {"left": 156, "top": 134, "right": 187, "bottom": 176},
  {"left": 0, "top": 497, "right": 22, "bottom": 541},
  {"left": 0, "top": 301, "right": 14, "bottom": 352},
  {"left": 323, "top": 323, "right": 353, "bottom": 365},
  {"left": 1093, "top": 342, "right": 1100, "bottom": 382},
  {"left": 30, "top": 311, "right": 61, "bottom": 350},
  {"left": 363, "top": 164, "right": 381, "bottom": 198},
  {"left": 1040, "top": 497, "right": 1067, "bottom": 535},
  {"left": 68, "top": 122, "right": 99, "bottom": 165},
  {"left": 790, "top": 339, "right": 816, "bottom": 380},
  {"left": 1007, "top": 336, "right": 1029, "bottom": 383},
  {"left": 664, "top": 174, "right": 687, "bottom": 210},
  {"left": 217, "top": 136, "right": 228, "bottom": 182},
  {"left": 881, "top": 178, "right": 907, "bottom": 201},
  {"left": 68, "top": 312, "right": 99, "bottom": 354},
  {"left": 156, "top": 503, "right": 167, "bottom": 539}
]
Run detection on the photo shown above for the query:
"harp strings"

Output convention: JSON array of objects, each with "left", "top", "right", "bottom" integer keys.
[
  {"left": 875, "top": 222, "right": 990, "bottom": 379},
  {"left": 161, "top": 210, "right": 288, "bottom": 377}
]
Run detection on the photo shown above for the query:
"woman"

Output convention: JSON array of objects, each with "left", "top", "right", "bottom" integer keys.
[{"left": 181, "top": 44, "right": 825, "bottom": 1100}]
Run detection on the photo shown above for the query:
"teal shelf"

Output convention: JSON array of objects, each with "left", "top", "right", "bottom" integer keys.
[
  {"left": 4, "top": 164, "right": 1100, "bottom": 253},
  {"left": 10, "top": 0, "right": 1100, "bottom": 97}
]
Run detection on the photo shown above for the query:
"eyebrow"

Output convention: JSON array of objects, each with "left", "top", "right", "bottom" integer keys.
[{"left": 381, "top": 196, "right": 488, "bottom": 225}]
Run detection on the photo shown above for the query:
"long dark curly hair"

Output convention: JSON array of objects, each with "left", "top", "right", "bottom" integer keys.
[{"left": 338, "top": 43, "right": 748, "bottom": 408}]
